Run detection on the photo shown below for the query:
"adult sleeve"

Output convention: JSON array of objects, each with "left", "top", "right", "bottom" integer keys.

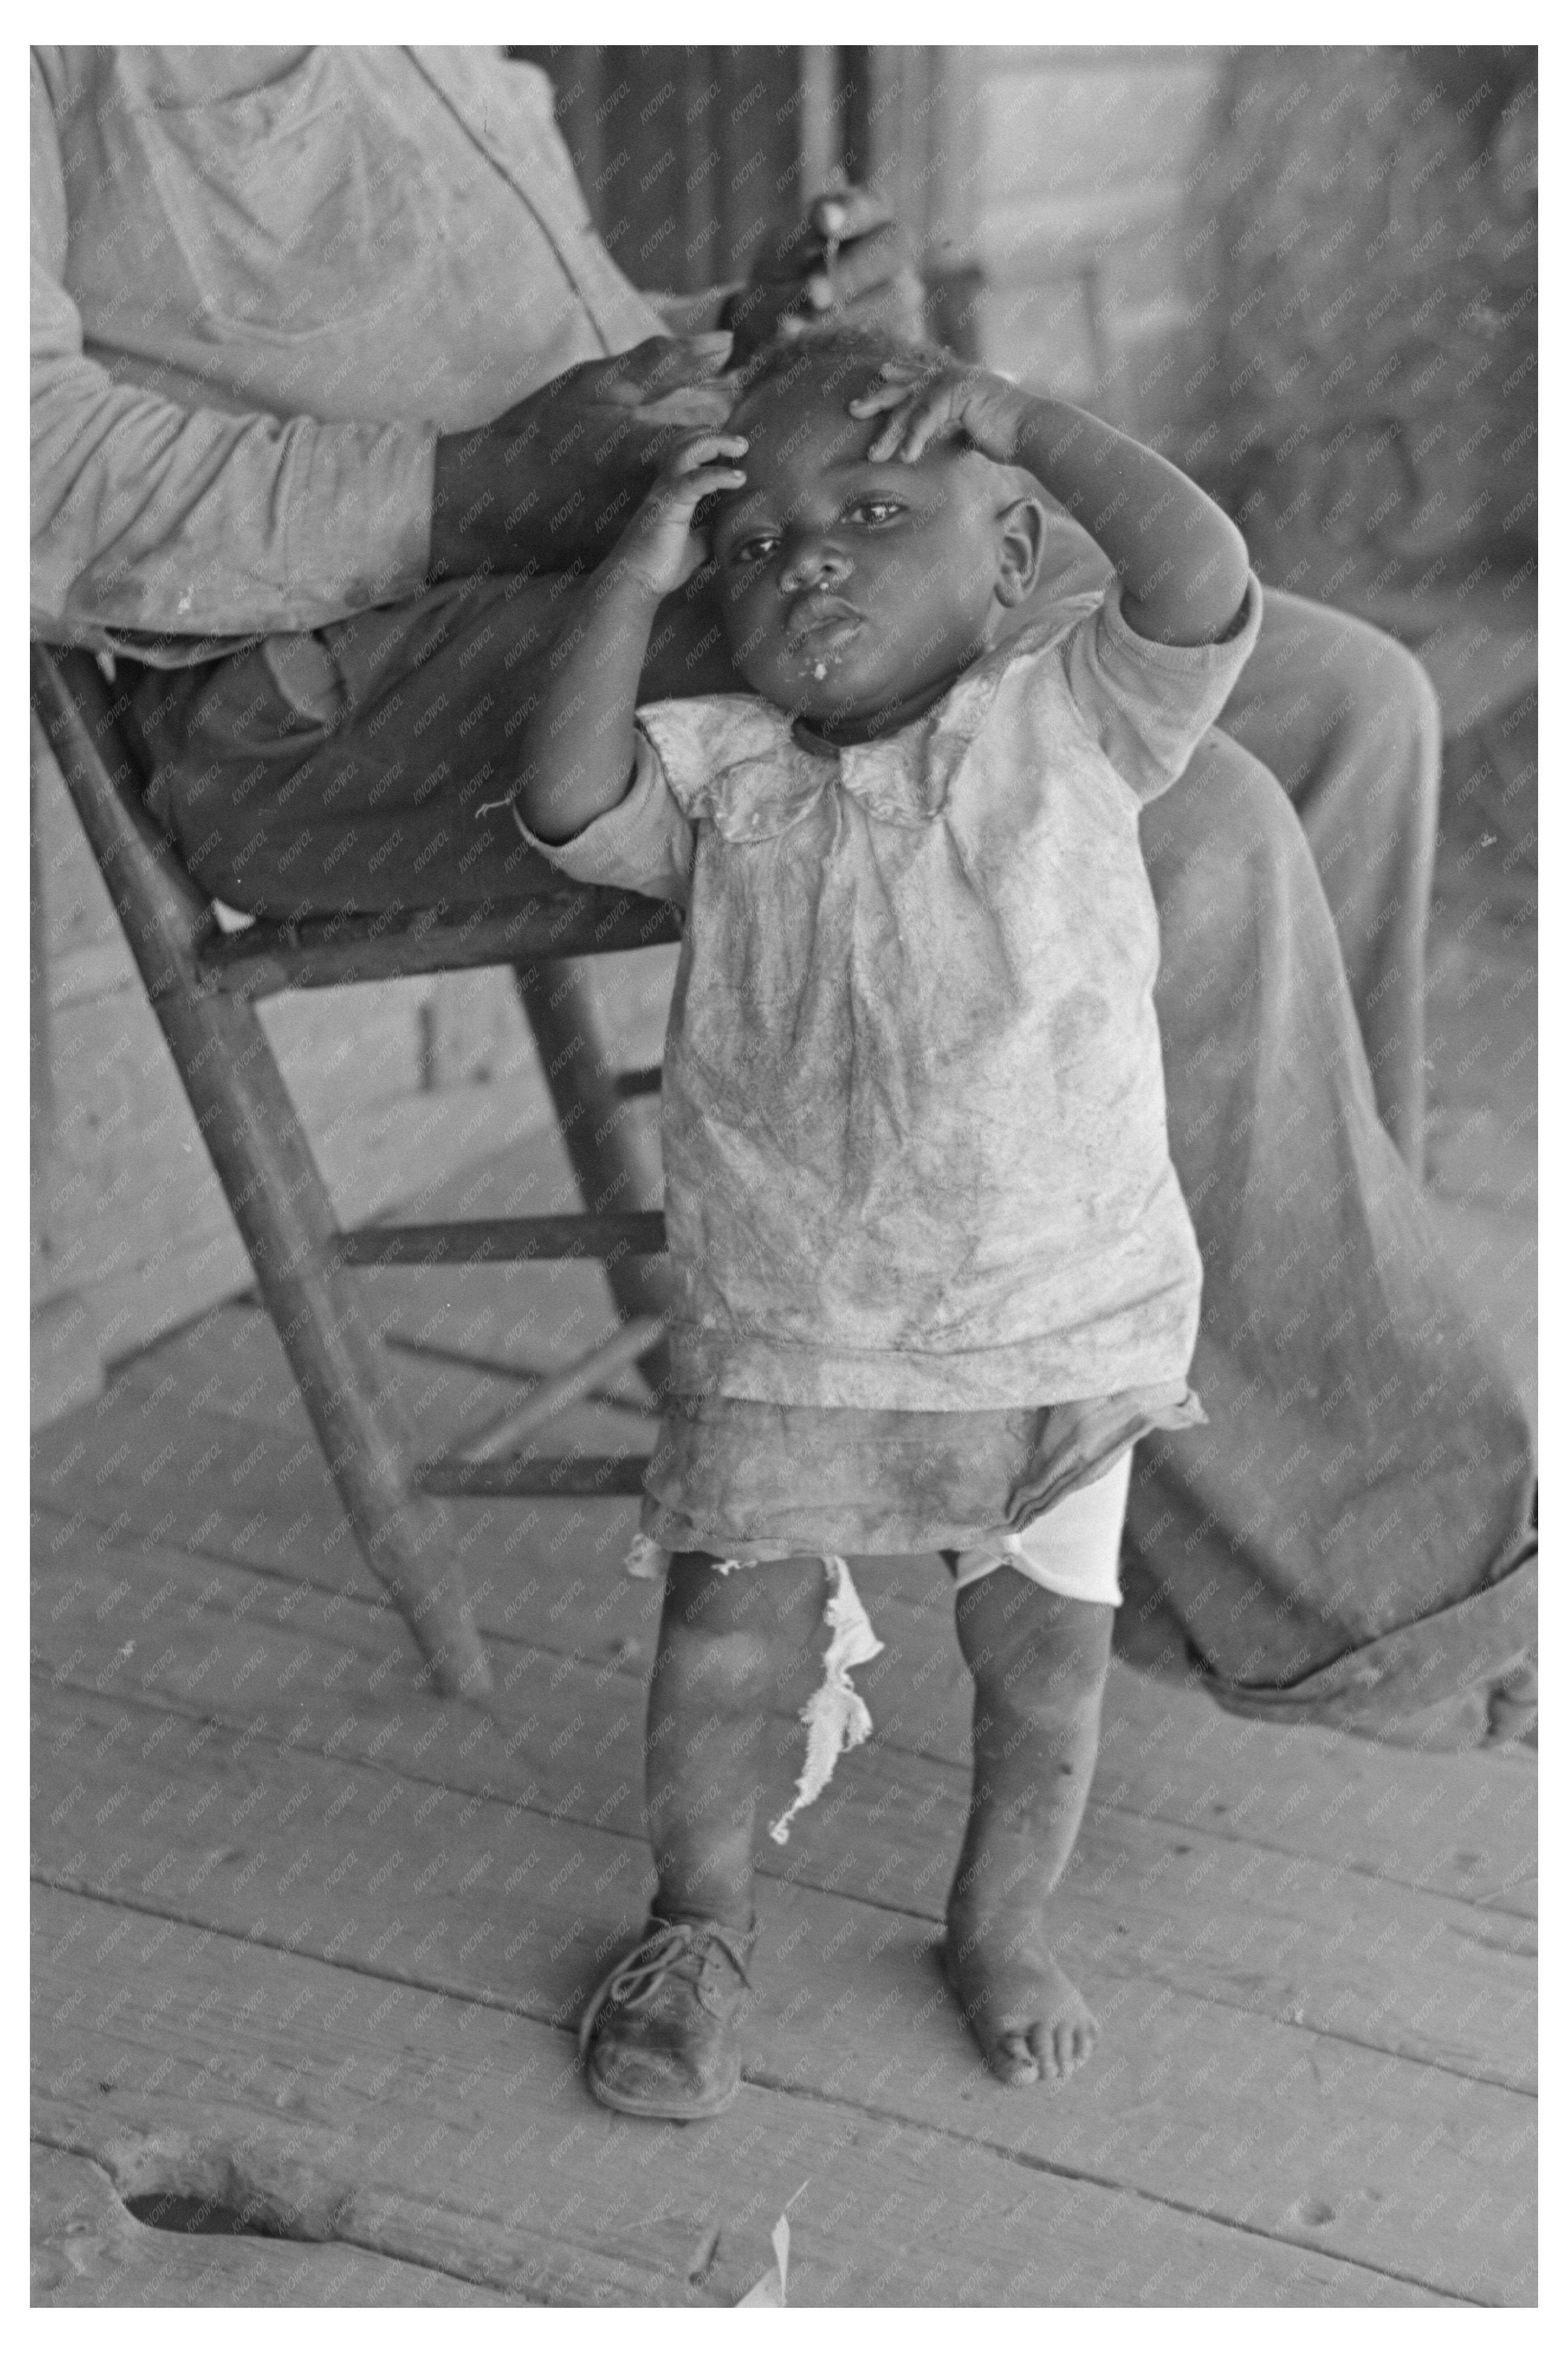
[
  {"left": 29, "top": 57, "right": 438, "bottom": 650},
  {"left": 509, "top": 730, "right": 696, "bottom": 907},
  {"left": 1059, "top": 571, "right": 1264, "bottom": 803}
]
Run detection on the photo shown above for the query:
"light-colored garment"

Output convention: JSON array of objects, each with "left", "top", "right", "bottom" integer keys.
[
  {"left": 522, "top": 575, "right": 1263, "bottom": 1410},
  {"left": 950, "top": 1445, "right": 1134, "bottom": 1600},
  {"left": 31, "top": 45, "right": 667, "bottom": 651}
]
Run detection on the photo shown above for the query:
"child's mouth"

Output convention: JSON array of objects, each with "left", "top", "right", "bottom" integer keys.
[{"left": 786, "top": 603, "right": 863, "bottom": 673}]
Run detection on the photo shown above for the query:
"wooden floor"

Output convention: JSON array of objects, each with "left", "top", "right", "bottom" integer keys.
[{"left": 31, "top": 833, "right": 1536, "bottom": 2307}]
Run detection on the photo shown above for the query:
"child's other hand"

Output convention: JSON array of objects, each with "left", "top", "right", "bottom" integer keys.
[
  {"left": 849, "top": 360, "right": 1028, "bottom": 468},
  {"left": 615, "top": 433, "right": 748, "bottom": 595}
]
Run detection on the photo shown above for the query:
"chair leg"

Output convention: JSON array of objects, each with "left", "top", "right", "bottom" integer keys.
[
  {"left": 148, "top": 983, "right": 492, "bottom": 1698},
  {"left": 514, "top": 960, "right": 674, "bottom": 1396},
  {"left": 33, "top": 646, "right": 487, "bottom": 1695}
]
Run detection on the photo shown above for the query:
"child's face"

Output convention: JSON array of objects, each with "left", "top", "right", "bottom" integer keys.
[{"left": 710, "top": 369, "right": 1022, "bottom": 734}]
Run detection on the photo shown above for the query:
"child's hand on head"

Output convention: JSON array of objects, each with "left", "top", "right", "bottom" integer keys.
[
  {"left": 616, "top": 431, "right": 748, "bottom": 596},
  {"left": 848, "top": 359, "right": 1030, "bottom": 470}
]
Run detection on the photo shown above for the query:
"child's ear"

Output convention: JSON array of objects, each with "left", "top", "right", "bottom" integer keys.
[{"left": 994, "top": 495, "right": 1048, "bottom": 607}]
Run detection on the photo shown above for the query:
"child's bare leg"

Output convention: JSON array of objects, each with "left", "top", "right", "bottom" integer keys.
[
  {"left": 945, "top": 1570, "right": 1112, "bottom": 2086},
  {"left": 581, "top": 1548, "right": 827, "bottom": 2119},
  {"left": 646, "top": 1548, "right": 829, "bottom": 1924}
]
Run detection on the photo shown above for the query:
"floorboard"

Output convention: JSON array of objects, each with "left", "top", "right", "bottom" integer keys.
[
  {"left": 31, "top": 2144, "right": 514, "bottom": 2307},
  {"left": 32, "top": 1512, "right": 1537, "bottom": 2099},
  {"left": 31, "top": 1675, "right": 1534, "bottom": 2301},
  {"left": 33, "top": 1886, "right": 1461, "bottom": 2307}
]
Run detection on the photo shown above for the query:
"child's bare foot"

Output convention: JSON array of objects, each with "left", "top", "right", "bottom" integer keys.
[
  {"left": 945, "top": 1568, "right": 1115, "bottom": 2087},
  {"left": 944, "top": 1902, "right": 1098, "bottom": 2086}
]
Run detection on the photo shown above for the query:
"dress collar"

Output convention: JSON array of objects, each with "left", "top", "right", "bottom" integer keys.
[
  {"left": 642, "top": 594, "right": 1104, "bottom": 843},
  {"left": 797, "top": 597, "right": 1103, "bottom": 827}
]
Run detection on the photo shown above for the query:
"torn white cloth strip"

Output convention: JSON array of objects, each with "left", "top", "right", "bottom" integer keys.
[
  {"left": 624, "top": 1531, "right": 671, "bottom": 1580},
  {"left": 620, "top": 1538, "right": 886, "bottom": 1842},
  {"left": 624, "top": 1536, "right": 755, "bottom": 1582},
  {"left": 768, "top": 1555, "right": 885, "bottom": 1846}
]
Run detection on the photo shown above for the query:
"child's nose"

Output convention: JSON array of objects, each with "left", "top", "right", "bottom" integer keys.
[{"left": 779, "top": 534, "right": 849, "bottom": 593}]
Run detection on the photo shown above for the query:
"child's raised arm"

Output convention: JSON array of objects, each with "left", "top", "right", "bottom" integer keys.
[
  {"left": 851, "top": 363, "right": 1248, "bottom": 649},
  {"left": 516, "top": 433, "right": 747, "bottom": 844}
]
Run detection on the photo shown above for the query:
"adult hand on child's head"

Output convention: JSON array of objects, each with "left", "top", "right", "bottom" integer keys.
[
  {"left": 725, "top": 186, "right": 926, "bottom": 356},
  {"left": 430, "top": 334, "right": 736, "bottom": 579},
  {"left": 587, "top": 334, "right": 738, "bottom": 431}
]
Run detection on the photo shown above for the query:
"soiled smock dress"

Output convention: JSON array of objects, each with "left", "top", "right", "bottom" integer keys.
[{"left": 518, "top": 577, "right": 1263, "bottom": 1831}]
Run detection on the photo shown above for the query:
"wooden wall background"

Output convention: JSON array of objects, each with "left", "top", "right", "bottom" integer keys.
[{"left": 31, "top": 46, "right": 1234, "bottom": 1424}]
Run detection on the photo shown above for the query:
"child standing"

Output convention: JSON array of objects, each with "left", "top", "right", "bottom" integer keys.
[{"left": 508, "top": 328, "right": 1259, "bottom": 2118}]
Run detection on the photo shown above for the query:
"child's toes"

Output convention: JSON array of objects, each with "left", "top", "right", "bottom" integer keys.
[
  {"left": 1056, "top": 2018, "right": 1096, "bottom": 2078},
  {"left": 988, "top": 2029, "right": 1041, "bottom": 2086},
  {"left": 1024, "top": 2024, "right": 1065, "bottom": 2083}
]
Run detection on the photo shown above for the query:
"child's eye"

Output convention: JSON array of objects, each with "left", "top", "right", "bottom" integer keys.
[
  {"left": 846, "top": 498, "right": 905, "bottom": 526},
  {"left": 728, "top": 533, "right": 781, "bottom": 565}
]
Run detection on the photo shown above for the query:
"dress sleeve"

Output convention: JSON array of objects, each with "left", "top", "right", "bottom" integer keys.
[
  {"left": 509, "top": 730, "right": 696, "bottom": 907},
  {"left": 1057, "top": 571, "right": 1264, "bottom": 803}
]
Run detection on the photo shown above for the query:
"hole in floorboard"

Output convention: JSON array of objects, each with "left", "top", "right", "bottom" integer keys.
[{"left": 124, "top": 2190, "right": 299, "bottom": 2241}]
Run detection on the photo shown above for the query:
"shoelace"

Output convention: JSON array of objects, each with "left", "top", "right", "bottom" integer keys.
[{"left": 578, "top": 1919, "right": 753, "bottom": 2056}]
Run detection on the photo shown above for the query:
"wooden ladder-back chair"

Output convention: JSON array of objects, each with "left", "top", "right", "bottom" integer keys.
[{"left": 32, "top": 642, "right": 682, "bottom": 1700}]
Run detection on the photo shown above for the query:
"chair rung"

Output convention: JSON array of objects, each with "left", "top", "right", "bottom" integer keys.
[
  {"left": 458, "top": 1315, "right": 665, "bottom": 1462},
  {"left": 336, "top": 1212, "right": 666, "bottom": 1265},
  {"left": 417, "top": 1451, "right": 652, "bottom": 1497},
  {"left": 614, "top": 1066, "right": 663, "bottom": 1099},
  {"left": 200, "top": 892, "right": 683, "bottom": 997}
]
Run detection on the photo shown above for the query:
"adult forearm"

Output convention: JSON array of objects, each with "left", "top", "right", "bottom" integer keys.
[
  {"left": 430, "top": 425, "right": 527, "bottom": 583},
  {"left": 31, "top": 346, "right": 435, "bottom": 644},
  {"left": 651, "top": 286, "right": 740, "bottom": 339},
  {"left": 1012, "top": 395, "right": 1248, "bottom": 645},
  {"left": 428, "top": 336, "right": 737, "bottom": 583},
  {"left": 428, "top": 418, "right": 647, "bottom": 583},
  {"left": 431, "top": 426, "right": 534, "bottom": 583},
  {"left": 516, "top": 561, "right": 661, "bottom": 844}
]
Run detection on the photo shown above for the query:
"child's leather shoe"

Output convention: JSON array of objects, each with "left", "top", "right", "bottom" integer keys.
[{"left": 578, "top": 1911, "right": 755, "bottom": 2120}]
